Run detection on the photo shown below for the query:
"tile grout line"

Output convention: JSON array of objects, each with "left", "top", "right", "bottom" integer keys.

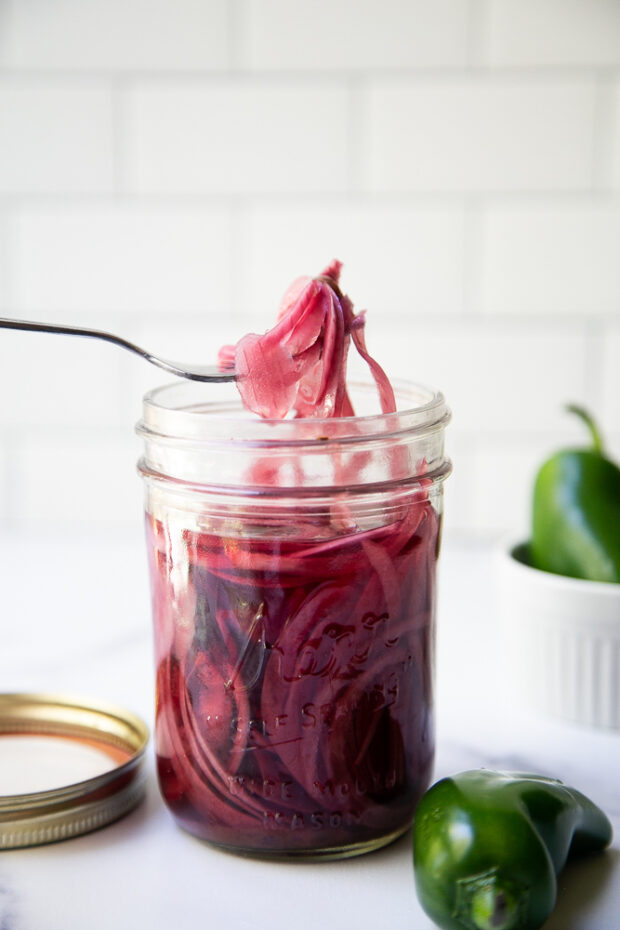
[
  {"left": 347, "top": 75, "right": 366, "bottom": 195},
  {"left": 110, "top": 75, "right": 128, "bottom": 196},
  {"left": 467, "top": 0, "right": 490, "bottom": 68},
  {"left": 0, "top": 190, "right": 619, "bottom": 208},
  {"left": 0, "top": 428, "right": 20, "bottom": 532},
  {"left": 583, "top": 317, "right": 606, "bottom": 415},
  {"left": 1, "top": 65, "right": 619, "bottom": 81},
  {"left": 0, "top": 203, "right": 14, "bottom": 315},
  {"left": 591, "top": 74, "right": 617, "bottom": 193},
  {"left": 227, "top": 0, "right": 245, "bottom": 72},
  {"left": 229, "top": 198, "right": 246, "bottom": 319},
  {"left": 462, "top": 198, "right": 485, "bottom": 315}
]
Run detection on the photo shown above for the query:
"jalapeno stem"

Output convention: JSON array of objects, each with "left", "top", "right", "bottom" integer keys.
[{"left": 566, "top": 404, "right": 604, "bottom": 454}]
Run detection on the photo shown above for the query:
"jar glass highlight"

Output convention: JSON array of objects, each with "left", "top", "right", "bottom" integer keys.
[{"left": 137, "top": 379, "right": 451, "bottom": 860}]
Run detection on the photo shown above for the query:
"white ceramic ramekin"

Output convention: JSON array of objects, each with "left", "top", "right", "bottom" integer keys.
[{"left": 499, "top": 543, "right": 620, "bottom": 729}]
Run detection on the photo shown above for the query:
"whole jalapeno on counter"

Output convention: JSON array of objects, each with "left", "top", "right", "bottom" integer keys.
[
  {"left": 530, "top": 405, "right": 620, "bottom": 583},
  {"left": 413, "top": 769, "right": 612, "bottom": 930}
]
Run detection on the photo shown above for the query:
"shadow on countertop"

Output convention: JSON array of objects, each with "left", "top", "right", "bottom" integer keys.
[{"left": 545, "top": 847, "right": 620, "bottom": 929}]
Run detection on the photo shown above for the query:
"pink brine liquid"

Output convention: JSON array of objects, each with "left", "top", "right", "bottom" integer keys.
[{"left": 148, "top": 493, "right": 439, "bottom": 856}]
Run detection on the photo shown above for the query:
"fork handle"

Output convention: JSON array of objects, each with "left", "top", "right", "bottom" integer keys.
[
  {"left": 0, "top": 316, "right": 144, "bottom": 354},
  {"left": 0, "top": 316, "right": 235, "bottom": 382}
]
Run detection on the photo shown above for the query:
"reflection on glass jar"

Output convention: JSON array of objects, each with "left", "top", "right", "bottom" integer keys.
[{"left": 137, "top": 379, "right": 451, "bottom": 859}]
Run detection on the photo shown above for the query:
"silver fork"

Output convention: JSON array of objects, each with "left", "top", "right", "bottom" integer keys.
[{"left": 0, "top": 316, "right": 236, "bottom": 382}]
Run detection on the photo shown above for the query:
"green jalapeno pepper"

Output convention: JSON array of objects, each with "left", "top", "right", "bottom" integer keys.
[
  {"left": 413, "top": 770, "right": 612, "bottom": 930},
  {"left": 530, "top": 405, "right": 620, "bottom": 583}
]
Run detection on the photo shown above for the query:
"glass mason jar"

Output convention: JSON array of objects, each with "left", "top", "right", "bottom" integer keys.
[{"left": 137, "top": 379, "right": 451, "bottom": 859}]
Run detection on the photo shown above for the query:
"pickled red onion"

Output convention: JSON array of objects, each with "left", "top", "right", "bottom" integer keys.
[{"left": 218, "top": 261, "right": 396, "bottom": 419}]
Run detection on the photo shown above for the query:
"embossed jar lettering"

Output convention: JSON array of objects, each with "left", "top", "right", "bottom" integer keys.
[{"left": 139, "top": 379, "right": 451, "bottom": 858}]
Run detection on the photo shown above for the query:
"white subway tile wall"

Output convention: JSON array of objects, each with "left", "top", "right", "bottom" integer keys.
[
  {"left": 10, "top": 203, "right": 234, "bottom": 316},
  {"left": 239, "top": 0, "right": 471, "bottom": 70},
  {"left": 0, "top": 208, "right": 9, "bottom": 308},
  {"left": 237, "top": 203, "right": 466, "bottom": 316},
  {"left": 611, "top": 81, "right": 620, "bottom": 189},
  {"left": 0, "top": 0, "right": 618, "bottom": 538},
  {"left": 13, "top": 435, "right": 142, "bottom": 530},
  {"left": 123, "top": 82, "right": 350, "bottom": 194},
  {"left": 602, "top": 325, "right": 620, "bottom": 426},
  {"left": 0, "top": 0, "right": 230, "bottom": 71},
  {"left": 0, "top": 80, "right": 114, "bottom": 193},
  {"left": 0, "top": 331, "right": 125, "bottom": 429},
  {"left": 482, "top": 203, "right": 620, "bottom": 315},
  {"left": 485, "top": 0, "right": 620, "bottom": 67},
  {"left": 364, "top": 78, "right": 597, "bottom": 193},
  {"left": 0, "top": 444, "right": 6, "bottom": 524}
]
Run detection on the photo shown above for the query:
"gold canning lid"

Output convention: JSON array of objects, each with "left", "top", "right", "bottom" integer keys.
[{"left": 0, "top": 693, "right": 149, "bottom": 850}]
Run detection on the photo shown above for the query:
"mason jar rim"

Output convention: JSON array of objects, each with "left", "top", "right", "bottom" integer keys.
[{"left": 136, "top": 378, "right": 450, "bottom": 449}]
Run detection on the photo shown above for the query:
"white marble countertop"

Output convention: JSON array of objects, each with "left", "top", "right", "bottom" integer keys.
[{"left": 0, "top": 532, "right": 618, "bottom": 929}]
